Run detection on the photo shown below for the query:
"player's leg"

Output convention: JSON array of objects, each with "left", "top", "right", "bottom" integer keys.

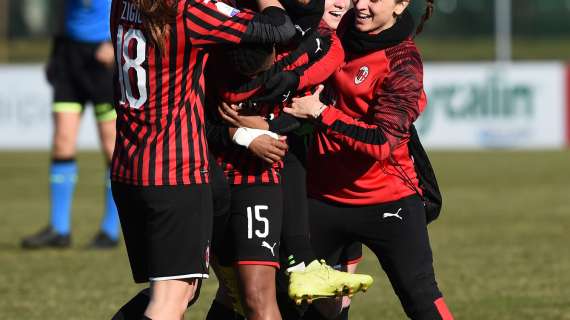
[
  {"left": 85, "top": 42, "right": 120, "bottom": 248},
  {"left": 230, "top": 184, "right": 283, "bottom": 320},
  {"left": 305, "top": 243, "right": 363, "bottom": 320},
  {"left": 111, "top": 288, "right": 150, "bottom": 320},
  {"left": 111, "top": 183, "right": 213, "bottom": 319},
  {"left": 288, "top": 198, "right": 373, "bottom": 305},
  {"left": 280, "top": 154, "right": 373, "bottom": 305},
  {"left": 90, "top": 107, "right": 119, "bottom": 248},
  {"left": 21, "top": 37, "right": 82, "bottom": 248},
  {"left": 205, "top": 155, "right": 247, "bottom": 319},
  {"left": 207, "top": 259, "right": 246, "bottom": 320},
  {"left": 237, "top": 265, "right": 281, "bottom": 320},
  {"left": 334, "top": 243, "right": 363, "bottom": 320},
  {"left": 281, "top": 152, "right": 315, "bottom": 270},
  {"left": 358, "top": 195, "right": 453, "bottom": 320}
]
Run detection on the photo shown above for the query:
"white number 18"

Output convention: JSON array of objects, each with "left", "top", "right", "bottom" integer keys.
[{"left": 116, "top": 25, "right": 148, "bottom": 109}]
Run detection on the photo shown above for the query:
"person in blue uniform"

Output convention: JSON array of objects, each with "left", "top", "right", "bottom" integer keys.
[{"left": 22, "top": 0, "right": 120, "bottom": 249}]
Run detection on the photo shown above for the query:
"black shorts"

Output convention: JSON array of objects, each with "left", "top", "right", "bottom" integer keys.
[
  {"left": 111, "top": 182, "right": 213, "bottom": 283},
  {"left": 221, "top": 184, "right": 283, "bottom": 268},
  {"left": 46, "top": 36, "right": 114, "bottom": 107},
  {"left": 309, "top": 195, "right": 444, "bottom": 319}
]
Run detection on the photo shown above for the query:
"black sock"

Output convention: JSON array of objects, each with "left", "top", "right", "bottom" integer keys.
[
  {"left": 205, "top": 300, "right": 245, "bottom": 320},
  {"left": 111, "top": 289, "right": 150, "bottom": 320},
  {"left": 337, "top": 306, "right": 350, "bottom": 320},
  {"left": 283, "top": 235, "right": 316, "bottom": 267},
  {"left": 301, "top": 305, "right": 350, "bottom": 320}
]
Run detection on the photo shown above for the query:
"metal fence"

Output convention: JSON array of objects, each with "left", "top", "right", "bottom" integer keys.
[{"left": 0, "top": 0, "right": 569, "bottom": 62}]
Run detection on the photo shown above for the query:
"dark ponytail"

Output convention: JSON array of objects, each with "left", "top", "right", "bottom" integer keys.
[
  {"left": 415, "top": 0, "right": 434, "bottom": 36},
  {"left": 133, "top": 0, "right": 178, "bottom": 51}
]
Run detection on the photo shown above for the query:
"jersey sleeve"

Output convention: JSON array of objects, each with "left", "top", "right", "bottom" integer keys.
[
  {"left": 295, "top": 28, "right": 344, "bottom": 90},
  {"left": 221, "top": 28, "right": 344, "bottom": 103},
  {"left": 316, "top": 47, "right": 424, "bottom": 162},
  {"left": 184, "top": 0, "right": 296, "bottom": 45}
]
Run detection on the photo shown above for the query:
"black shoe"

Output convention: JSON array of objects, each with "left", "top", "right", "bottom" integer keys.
[
  {"left": 21, "top": 226, "right": 71, "bottom": 249},
  {"left": 88, "top": 231, "right": 119, "bottom": 249}
]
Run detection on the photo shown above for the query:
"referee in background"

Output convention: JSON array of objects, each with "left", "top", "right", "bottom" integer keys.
[{"left": 22, "top": 0, "right": 120, "bottom": 249}]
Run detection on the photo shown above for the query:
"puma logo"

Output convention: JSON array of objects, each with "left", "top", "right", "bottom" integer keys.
[
  {"left": 382, "top": 208, "right": 403, "bottom": 220},
  {"left": 282, "top": 90, "right": 291, "bottom": 102},
  {"left": 315, "top": 38, "right": 323, "bottom": 54},
  {"left": 261, "top": 241, "right": 277, "bottom": 257},
  {"left": 295, "top": 25, "right": 312, "bottom": 37}
]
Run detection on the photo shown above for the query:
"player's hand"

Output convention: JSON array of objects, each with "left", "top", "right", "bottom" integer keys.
[
  {"left": 248, "top": 135, "right": 288, "bottom": 164},
  {"left": 252, "top": 71, "right": 300, "bottom": 104},
  {"left": 218, "top": 102, "right": 269, "bottom": 130},
  {"left": 95, "top": 42, "right": 115, "bottom": 69},
  {"left": 284, "top": 84, "right": 325, "bottom": 119}
]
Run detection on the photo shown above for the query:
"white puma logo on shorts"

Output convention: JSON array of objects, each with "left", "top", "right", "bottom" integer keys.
[
  {"left": 382, "top": 208, "right": 403, "bottom": 220},
  {"left": 261, "top": 241, "right": 277, "bottom": 257}
]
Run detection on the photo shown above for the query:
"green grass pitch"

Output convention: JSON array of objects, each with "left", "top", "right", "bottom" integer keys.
[{"left": 1, "top": 151, "right": 569, "bottom": 319}]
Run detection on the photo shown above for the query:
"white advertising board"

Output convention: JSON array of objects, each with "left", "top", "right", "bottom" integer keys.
[
  {"left": 418, "top": 62, "right": 566, "bottom": 149},
  {"left": 0, "top": 63, "right": 567, "bottom": 150},
  {"left": 0, "top": 64, "right": 100, "bottom": 149}
]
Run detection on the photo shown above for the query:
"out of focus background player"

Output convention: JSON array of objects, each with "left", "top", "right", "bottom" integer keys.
[
  {"left": 20, "top": 0, "right": 120, "bottom": 249},
  {"left": 0, "top": 0, "right": 570, "bottom": 319}
]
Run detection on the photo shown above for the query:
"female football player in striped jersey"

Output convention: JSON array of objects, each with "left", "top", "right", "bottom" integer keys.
[
  {"left": 285, "top": 0, "right": 455, "bottom": 319},
  {"left": 109, "top": 0, "right": 297, "bottom": 319}
]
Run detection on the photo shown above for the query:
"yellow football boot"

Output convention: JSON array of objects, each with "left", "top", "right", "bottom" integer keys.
[{"left": 288, "top": 260, "right": 374, "bottom": 305}]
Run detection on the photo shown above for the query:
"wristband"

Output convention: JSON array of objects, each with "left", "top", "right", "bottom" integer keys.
[{"left": 232, "top": 128, "right": 279, "bottom": 148}]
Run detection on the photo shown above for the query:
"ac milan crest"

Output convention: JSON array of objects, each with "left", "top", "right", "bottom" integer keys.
[{"left": 355, "top": 66, "right": 369, "bottom": 85}]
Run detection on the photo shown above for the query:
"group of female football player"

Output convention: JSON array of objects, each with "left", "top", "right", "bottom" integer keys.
[{"left": 109, "top": 0, "right": 454, "bottom": 319}]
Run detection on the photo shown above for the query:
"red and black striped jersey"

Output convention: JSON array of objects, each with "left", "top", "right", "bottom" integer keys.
[
  {"left": 211, "top": 102, "right": 283, "bottom": 185},
  {"left": 204, "top": 52, "right": 283, "bottom": 185},
  {"left": 110, "top": 0, "right": 295, "bottom": 186},
  {"left": 205, "top": 22, "right": 344, "bottom": 185}
]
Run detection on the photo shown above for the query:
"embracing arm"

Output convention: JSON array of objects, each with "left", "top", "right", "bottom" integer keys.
[
  {"left": 184, "top": 0, "right": 296, "bottom": 45},
  {"left": 288, "top": 48, "right": 424, "bottom": 161}
]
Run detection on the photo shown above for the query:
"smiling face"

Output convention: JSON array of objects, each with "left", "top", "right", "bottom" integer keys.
[
  {"left": 352, "top": 0, "right": 409, "bottom": 34},
  {"left": 322, "top": 0, "right": 351, "bottom": 29}
]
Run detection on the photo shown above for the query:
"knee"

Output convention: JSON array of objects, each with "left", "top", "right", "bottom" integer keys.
[
  {"left": 148, "top": 280, "right": 199, "bottom": 316},
  {"left": 241, "top": 281, "right": 274, "bottom": 313},
  {"left": 52, "top": 130, "right": 77, "bottom": 158}
]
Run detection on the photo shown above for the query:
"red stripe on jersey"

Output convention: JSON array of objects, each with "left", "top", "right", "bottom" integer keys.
[
  {"left": 283, "top": 53, "right": 309, "bottom": 72},
  {"left": 211, "top": 103, "right": 282, "bottom": 185},
  {"left": 111, "top": 0, "right": 262, "bottom": 186},
  {"left": 186, "top": 20, "right": 240, "bottom": 45}
]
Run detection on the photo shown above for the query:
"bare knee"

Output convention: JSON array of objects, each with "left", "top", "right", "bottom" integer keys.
[
  {"left": 97, "top": 119, "right": 116, "bottom": 162},
  {"left": 52, "top": 112, "right": 81, "bottom": 158},
  {"left": 240, "top": 279, "right": 275, "bottom": 315},
  {"left": 146, "top": 279, "right": 199, "bottom": 318}
]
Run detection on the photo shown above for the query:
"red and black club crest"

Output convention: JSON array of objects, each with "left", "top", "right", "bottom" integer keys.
[{"left": 355, "top": 66, "right": 369, "bottom": 85}]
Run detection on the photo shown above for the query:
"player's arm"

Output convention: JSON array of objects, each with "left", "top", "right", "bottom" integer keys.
[
  {"left": 251, "top": 29, "right": 344, "bottom": 104},
  {"left": 184, "top": 0, "right": 296, "bottom": 46},
  {"left": 295, "top": 29, "right": 344, "bottom": 90},
  {"left": 286, "top": 53, "right": 423, "bottom": 162}
]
